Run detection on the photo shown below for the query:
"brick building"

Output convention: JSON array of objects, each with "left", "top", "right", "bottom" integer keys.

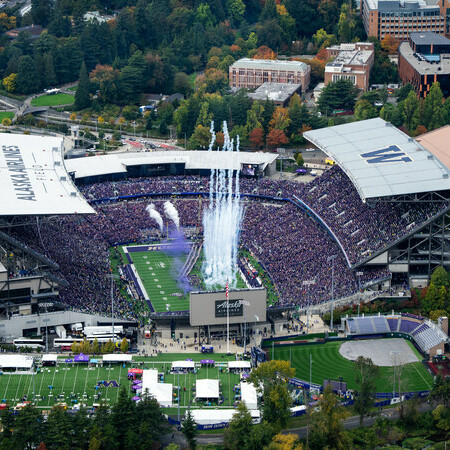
[
  {"left": 398, "top": 31, "right": 450, "bottom": 97},
  {"left": 361, "top": 0, "right": 445, "bottom": 40},
  {"left": 229, "top": 58, "right": 310, "bottom": 91},
  {"left": 324, "top": 42, "right": 375, "bottom": 91}
]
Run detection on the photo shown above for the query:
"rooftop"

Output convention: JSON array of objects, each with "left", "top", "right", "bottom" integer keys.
[
  {"left": 366, "top": 0, "right": 439, "bottom": 11},
  {"left": 415, "top": 126, "right": 450, "bottom": 170},
  {"left": 248, "top": 82, "right": 301, "bottom": 102},
  {"left": 410, "top": 31, "right": 450, "bottom": 46},
  {"left": 399, "top": 41, "right": 450, "bottom": 75},
  {"left": 304, "top": 118, "right": 450, "bottom": 201},
  {"left": 230, "top": 58, "right": 309, "bottom": 72},
  {"left": 0, "top": 134, "right": 95, "bottom": 216},
  {"left": 65, "top": 151, "right": 278, "bottom": 180},
  {"left": 326, "top": 50, "right": 373, "bottom": 68}
]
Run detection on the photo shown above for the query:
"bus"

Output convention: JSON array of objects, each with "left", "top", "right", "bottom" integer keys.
[
  {"left": 13, "top": 338, "right": 44, "bottom": 349},
  {"left": 83, "top": 326, "right": 124, "bottom": 337},
  {"left": 325, "top": 158, "right": 335, "bottom": 166},
  {"left": 86, "top": 334, "right": 121, "bottom": 343},
  {"left": 53, "top": 337, "right": 84, "bottom": 349}
]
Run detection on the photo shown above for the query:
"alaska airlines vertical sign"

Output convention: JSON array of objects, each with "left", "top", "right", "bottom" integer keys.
[
  {"left": 2, "top": 145, "right": 37, "bottom": 201},
  {"left": 360, "top": 145, "right": 412, "bottom": 164}
]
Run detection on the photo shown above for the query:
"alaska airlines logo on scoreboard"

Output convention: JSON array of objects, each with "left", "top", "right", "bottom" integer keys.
[
  {"left": 361, "top": 145, "right": 412, "bottom": 164},
  {"left": 215, "top": 299, "right": 243, "bottom": 318}
]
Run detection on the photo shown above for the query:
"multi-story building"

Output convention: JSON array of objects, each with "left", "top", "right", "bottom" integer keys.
[
  {"left": 361, "top": 0, "right": 445, "bottom": 40},
  {"left": 229, "top": 58, "right": 310, "bottom": 91},
  {"left": 324, "top": 42, "right": 375, "bottom": 91},
  {"left": 398, "top": 31, "right": 450, "bottom": 96}
]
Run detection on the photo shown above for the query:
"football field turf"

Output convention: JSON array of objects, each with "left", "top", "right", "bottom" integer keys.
[
  {"left": 130, "top": 249, "right": 190, "bottom": 312},
  {"left": 272, "top": 339, "right": 433, "bottom": 393}
]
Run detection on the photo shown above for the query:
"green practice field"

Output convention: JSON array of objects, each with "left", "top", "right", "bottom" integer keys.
[
  {"left": 0, "top": 111, "right": 14, "bottom": 121},
  {"left": 31, "top": 93, "right": 75, "bottom": 107},
  {"left": 272, "top": 340, "right": 433, "bottom": 393},
  {"left": 129, "top": 248, "right": 190, "bottom": 312},
  {"left": 0, "top": 355, "right": 240, "bottom": 411}
]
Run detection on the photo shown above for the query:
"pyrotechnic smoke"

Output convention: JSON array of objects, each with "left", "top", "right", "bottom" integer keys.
[
  {"left": 163, "top": 201, "right": 180, "bottom": 229},
  {"left": 146, "top": 204, "right": 163, "bottom": 231}
]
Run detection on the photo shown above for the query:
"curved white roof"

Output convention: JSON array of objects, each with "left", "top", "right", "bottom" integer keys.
[
  {"left": 65, "top": 151, "right": 277, "bottom": 180},
  {"left": 304, "top": 118, "right": 450, "bottom": 201},
  {"left": 0, "top": 134, "right": 94, "bottom": 215}
]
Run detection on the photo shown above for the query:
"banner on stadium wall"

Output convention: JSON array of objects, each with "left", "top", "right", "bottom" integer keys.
[
  {"left": 288, "top": 377, "right": 322, "bottom": 391},
  {"left": 374, "top": 390, "right": 430, "bottom": 399}
]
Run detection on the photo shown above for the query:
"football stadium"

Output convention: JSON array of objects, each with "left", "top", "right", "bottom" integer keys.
[{"left": 0, "top": 118, "right": 448, "bottom": 411}]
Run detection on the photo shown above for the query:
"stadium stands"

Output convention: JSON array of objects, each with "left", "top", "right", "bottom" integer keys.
[{"left": 345, "top": 313, "right": 447, "bottom": 354}]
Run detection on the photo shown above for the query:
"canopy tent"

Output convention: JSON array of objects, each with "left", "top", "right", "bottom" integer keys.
[
  {"left": 200, "top": 359, "right": 215, "bottom": 365},
  {"left": 103, "top": 354, "right": 132, "bottom": 363},
  {"left": 171, "top": 361, "right": 195, "bottom": 370},
  {"left": 290, "top": 405, "right": 307, "bottom": 417},
  {"left": 228, "top": 361, "right": 251, "bottom": 370},
  {"left": 128, "top": 368, "right": 144, "bottom": 375},
  {"left": 196, "top": 379, "right": 220, "bottom": 399},
  {"left": 146, "top": 383, "right": 173, "bottom": 407},
  {"left": 74, "top": 353, "right": 89, "bottom": 363},
  {"left": 0, "top": 355, "right": 33, "bottom": 370},
  {"left": 42, "top": 354, "right": 58, "bottom": 363},
  {"left": 142, "top": 369, "right": 158, "bottom": 387},
  {"left": 190, "top": 409, "right": 261, "bottom": 426},
  {"left": 42, "top": 354, "right": 58, "bottom": 366},
  {"left": 240, "top": 382, "right": 258, "bottom": 410}
]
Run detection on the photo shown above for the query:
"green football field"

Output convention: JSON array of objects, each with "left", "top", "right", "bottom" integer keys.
[
  {"left": 0, "top": 356, "right": 240, "bottom": 411},
  {"left": 129, "top": 248, "right": 190, "bottom": 312},
  {"left": 127, "top": 245, "right": 247, "bottom": 313},
  {"left": 272, "top": 340, "right": 433, "bottom": 393}
]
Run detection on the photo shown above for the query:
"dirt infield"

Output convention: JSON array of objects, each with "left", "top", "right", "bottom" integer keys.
[{"left": 339, "top": 338, "right": 419, "bottom": 366}]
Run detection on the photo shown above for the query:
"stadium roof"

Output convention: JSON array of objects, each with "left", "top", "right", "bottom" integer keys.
[
  {"left": 415, "top": 126, "right": 450, "bottom": 170},
  {"left": 65, "top": 151, "right": 278, "bottom": 179},
  {"left": 0, "top": 134, "right": 95, "bottom": 215},
  {"left": 304, "top": 118, "right": 450, "bottom": 201}
]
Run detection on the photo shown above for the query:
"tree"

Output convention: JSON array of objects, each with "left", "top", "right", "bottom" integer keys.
[
  {"left": 354, "top": 356, "right": 378, "bottom": 426},
  {"left": 354, "top": 99, "right": 378, "bottom": 121},
  {"left": 224, "top": 402, "right": 252, "bottom": 449},
  {"left": 181, "top": 409, "right": 198, "bottom": 449},
  {"left": 423, "top": 82, "right": 444, "bottom": 131},
  {"left": 318, "top": 79, "right": 358, "bottom": 113},
  {"left": 2, "top": 73, "right": 17, "bottom": 93},
  {"left": 381, "top": 35, "right": 399, "bottom": 54},
  {"left": 120, "top": 338, "right": 129, "bottom": 353},
  {"left": 189, "top": 125, "right": 212, "bottom": 149},
  {"left": 431, "top": 371, "right": 450, "bottom": 407},
  {"left": 269, "top": 107, "right": 290, "bottom": 131},
  {"left": 249, "top": 128, "right": 264, "bottom": 149},
  {"left": 16, "top": 55, "right": 40, "bottom": 94},
  {"left": 309, "top": 385, "right": 351, "bottom": 450},
  {"left": 422, "top": 283, "right": 438, "bottom": 315},
  {"left": 402, "top": 90, "right": 420, "bottom": 133},
  {"left": 226, "top": 0, "right": 245, "bottom": 26},
  {"left": 12, "top": 404, "right": 45, "bottom": 449},
  {"left": 2, "top": 118, "right": 11, "bottom": 127},
  {"left": 431, "top": 266, "right": 449, "bottom": 289},
  {"left": 74, "top": 61, "right": 91, "bottom": 110},
  {"left": 266, "top": 129, "right": 289, "bottom": 148},
  {"left": 266, "top": 433, "right": 303, "bottom": 450},
  {"left": 174, "top": 72, "right": 191, "bottom": 96}
]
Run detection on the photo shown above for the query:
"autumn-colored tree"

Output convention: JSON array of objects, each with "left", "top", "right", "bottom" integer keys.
[
  {"left": 215, "top": 131, "right": 224, "bottom": 147},
  {"left": 249, "top": 128, "right": 264, "bottom": 148},
  {"left": 0, "top": 12, "right": 17, "bottom": 30},
  {"left": 252, "top": 45, "right": 277, "bottom": 60},
  {"left": 97, "top": 116, "right": 105, "bottom": 125},
  {"left": 266, "top": 129, "right": 289, "bottom": 147},
  {"left": 230, "top": 44, "right": 241, "bottom": 53},
  {"left": 316, "top": 48, "right": 328, "bottom": 61},
  {"left": 2, "top": 73, "right": 17, "bottom": 93},
  {"left": 414, "top": 125, "right": 428, "bottom": 136},
  {"left": 70, "top": 112, "right": 77, "bottom": 121},
  {"left": 269, "top": 107, "right": 290, "bottom": 131},
  {"left": 381, "top": 35, "right": 399, "bottom": 55},
  {"left": 266, "top": 433, "right": 303, "bottom": 450}
]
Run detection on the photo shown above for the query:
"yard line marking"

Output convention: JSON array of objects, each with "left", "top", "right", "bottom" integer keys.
[
  {"left": 72, "top": 364, "right": 79, "bottom": 395},
  {"left": 13, "top": 373, "right": 23, "bottom": 403},
  {"left": 2, "top": 371, "right": 11, "bottom": 400},
  {"left": 411, "top": 362, "right": 432, "bottom": 389}
]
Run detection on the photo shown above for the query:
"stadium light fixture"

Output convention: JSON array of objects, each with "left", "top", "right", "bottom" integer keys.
[
  {"left": 327, "top": 255, "right": 338, "bottom": 330},
  {"left": 302, "top": 280, "right": 316, "bottom": 332}
]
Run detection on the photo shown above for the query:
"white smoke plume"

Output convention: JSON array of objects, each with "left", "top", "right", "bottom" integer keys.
[
  {"left": 146, "top": 204, "right": 163, "bottom": 231},
  {"left": 164, "top": 201, "right": 180, "bottom": 229}
]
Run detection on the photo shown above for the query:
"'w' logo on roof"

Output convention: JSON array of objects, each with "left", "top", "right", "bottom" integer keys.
[{"left": 360, "top": 145, "right": 412, "bottom": 164}]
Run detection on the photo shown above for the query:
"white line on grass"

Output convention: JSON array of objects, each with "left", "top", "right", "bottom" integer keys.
[
  {"left": 13, "top": 373, "right": 23, "bottom": 403},
  {"left": 72, "top": 364, "right": 79, "bottom": 395},
  {"left": 411, "top": 362, "right": 432, "bottom": 389},
  {"left": 2, "top": 372, "right": 11, "bottom": 401}
]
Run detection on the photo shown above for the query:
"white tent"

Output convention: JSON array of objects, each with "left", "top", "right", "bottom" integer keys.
[
  {"left": 103, "top": 354, "right": 132, "bottom": 363},
  {"left": 196, "top": 379, "right": 219, "bottom": 399},
  {"left": 146, "top": 383, "right": 173, "bottom": 407},
  {"left": 240, "top": 382, "right": 257, "bottom": 410},
  {"left": 0, "top": 355, "right": 34, "bottom": 371},
  {"left": 190, "top": 409, "right": 261, "bottom": 425},
  {"left": 171, "top": 361, "right": 195, "bottom": 370},
  {"left": 42, "top": 354, "right": 58, "bottom": 364},
  {"left": 142, "top": 369, "right": 158, "bottom": 387},
  {"left": 228, "top": 361, "right": 251, "bottom": 370}
]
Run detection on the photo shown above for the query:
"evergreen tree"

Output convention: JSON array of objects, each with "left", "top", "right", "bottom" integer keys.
[
  {"left": 181, "top": 409, "right": 198, "bottom": 449},
  {"left": 423, "top": 82, "right": 444, "bottom": 131},
  {"left": 75, "top": 61, "right": 91, "bottom": 110},
  {"left": 401, "top": 91, "right": 419, "bottom": 133},
  {"left": 354, "top": 356, "right": 378, "bottom": 426},
  {"left": 260, "top": 0, "right": 277, "bottom": 22},
  {"left": 16, "top": 55, "right": 40, "bottom": 94}
]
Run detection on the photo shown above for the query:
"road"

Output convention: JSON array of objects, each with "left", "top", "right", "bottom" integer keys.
[{"left": 176, "top": 402, "right": 434, "bottom": 446}]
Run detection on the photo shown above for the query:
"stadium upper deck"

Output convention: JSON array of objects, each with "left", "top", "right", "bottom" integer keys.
[{"left": 304, "top": 118, "right": 450, "bottom": 202}]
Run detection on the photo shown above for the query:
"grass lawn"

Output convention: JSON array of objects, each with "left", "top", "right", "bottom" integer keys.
[
  {"left": 0, "top": 355, "right": 240, "bottom": 411},
  {"left": 272, "top": 339, "right": 433, "bottom": 393},
  {"left": 31, "top": 93, "right": 75, "bottom": 107},
  {"left": 68, "top": 86, "right": 77, "bottom": 91},
  {"left": 0, "top": 111, "right": 14, "bottom": 121}
]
